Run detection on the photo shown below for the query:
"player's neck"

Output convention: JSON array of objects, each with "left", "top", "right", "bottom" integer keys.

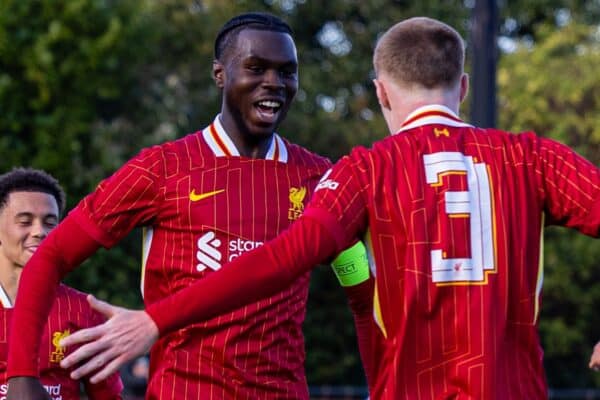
[
  {"left": 397, "top": 90, "right": 461, "bottom": 119},
  {"left": 237, "top": 140, "right": 272, "bottom": 159},
  {"left": 229, "top": 131, "right": 273, "bottom": 159},
  {"left": 382, "top": 78, "right": 462, "bottom": 134},
  {"left": 0, "top": 262, "right": 21, "bottom": 305},
  {"left": 218, "top": 114, "right": 275, "bottom": 159}
]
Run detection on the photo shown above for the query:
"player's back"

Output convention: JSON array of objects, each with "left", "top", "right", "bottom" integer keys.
[{"left": 356, "top": 121, "right": 599, "bottom": 399}]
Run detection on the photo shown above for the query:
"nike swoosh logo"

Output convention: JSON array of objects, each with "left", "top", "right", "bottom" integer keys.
[{"left": 189, "top": 189, "right": 224, "bottom": 202}]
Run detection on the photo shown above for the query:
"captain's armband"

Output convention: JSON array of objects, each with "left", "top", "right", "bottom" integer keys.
[{"left": 330, "top": 241, "right": 369, "bottom": 287}]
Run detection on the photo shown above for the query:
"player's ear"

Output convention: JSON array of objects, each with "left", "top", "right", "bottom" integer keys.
[
  {"left": 373, "top": 78, "right": 391, "bottom": 110},
  {"left": 459, "top": 73, "right": 469, "bottom": 103},
  {"left": 213, "top": 60, "right": 225, "bottom": 88}
]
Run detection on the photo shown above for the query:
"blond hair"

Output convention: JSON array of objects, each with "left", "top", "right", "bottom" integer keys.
[{"left": 373, "top": 17, "right": 465, "bottom": 89}]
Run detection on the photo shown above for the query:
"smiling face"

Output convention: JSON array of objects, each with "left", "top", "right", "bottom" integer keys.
[
  {"left": 214, "top": 28, "right": 298, "bottom": 150},
  {"left": 0, "top": 191, "right": 59, "bottom": 271}
]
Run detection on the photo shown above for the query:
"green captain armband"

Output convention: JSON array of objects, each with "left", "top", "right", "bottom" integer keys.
[{"left": 330, "top": 241, "right": 369, "bottom": 287}]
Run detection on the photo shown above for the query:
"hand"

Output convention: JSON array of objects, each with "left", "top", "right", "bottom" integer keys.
[
  {"left": 589, "top": 341, "right": 600, "bottom": 371},
  {"left": 59, "top": 295, "right": 159, "bottom": 384},
  {"left": 7, "top": 377, "right": 51, "bottom": 400}
]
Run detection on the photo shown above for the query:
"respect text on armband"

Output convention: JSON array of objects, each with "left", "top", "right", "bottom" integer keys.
[{"left": 333, "top": 261, "right": 358, "bottom": 276}]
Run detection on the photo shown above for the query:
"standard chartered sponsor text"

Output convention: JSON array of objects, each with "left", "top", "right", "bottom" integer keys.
[
  {"left": 1, "top": 383, "right": 62, "bottom": 400},
  {"left": 228, "top": 238, "right": 263, "bottom": 259},
  {"left": 196, "top": 232, "right": 263, "bottom": 271}
]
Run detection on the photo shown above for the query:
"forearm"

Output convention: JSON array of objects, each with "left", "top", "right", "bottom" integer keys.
[
  {"left": 7, "top": 214, "right": 101, "bottom": 377},
  {"left": 147, "top": 216, "right": 338, "bottom": 335},
  {"left": 344, "top": 277, "right": 377, "bottom": 391},
  {"left": 330, "top": 240, "right": 376, "bottom": 388}
]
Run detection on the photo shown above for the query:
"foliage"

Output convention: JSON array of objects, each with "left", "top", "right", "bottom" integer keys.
[
  {"left": 497, "top": 22, "right": 600, "bottom": 162},
  {"left": 0, "top": 0, "right": 156, "bottom": 194},
  {"left": 540, "top": 229, "right": 600, "bottom": 386},
  {"left": 283, "top": 0, "right": 471, "bottom": 161},
  {"left": 0, "top": 0, "right": 161, "bottom": 307},
  {"left": 500, "top": 0, "right": 600, "bottom": 40},
  {"left": 497, "top": 21, "right": 600, "bottom": 386}
]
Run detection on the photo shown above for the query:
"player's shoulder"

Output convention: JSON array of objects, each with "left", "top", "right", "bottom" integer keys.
[
  {"left": 404, "top": 124, "right": 544, "bottom": 153},
  {"left": 147, "top": 131, "right": 205, "bottom": 157},
  {"left": 476, "top": 127, "right": 552, "bottom": 154},
  {"left": 478, "top": 127, "right": 538, "bottom": 142},
  {"left": 132, "top": 131, "right": 208, "bottom": 172},
  {"left": 54, "top": 284, "right": 100, "bottom": 315},
  {"left": 324, "top": 144, "right": 373, "bottom": 175},
  {"left": 54, "top": 284, "right": 89, "bottom": 304},
  {"left": 54, "top": 285, "right": 105, "bottom": 324},
  {"left": 283, "top": 137, "right": 332, "bottom": 170},
  {"left": 347, "top": 133, "right": 393, "bottom": 162}
]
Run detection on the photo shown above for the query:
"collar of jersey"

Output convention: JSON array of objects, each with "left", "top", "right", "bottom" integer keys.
[
  {"left": 0, "top": 283, "right": 13, "bottom": 308},
  {"left": 202, "top": 115, "right": 288, "bottom": 163},
  {"left": 395, "top": 104, "right": 473, "bottom": 135}
]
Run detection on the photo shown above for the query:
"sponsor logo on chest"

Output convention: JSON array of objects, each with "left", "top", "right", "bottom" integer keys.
[
  {"left": 196, "top": 232, "right": 263, "bottom": 272},
  {"left": 0, "top": 383, "right": 62, "bottom": 400},
  {"left": 192, "top": 183, "right": 308, "bottom": 272}
]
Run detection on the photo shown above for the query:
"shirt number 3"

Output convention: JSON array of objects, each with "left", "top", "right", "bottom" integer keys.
[{"left": 423, "top": 151, "right": 495, "bottom": 284}]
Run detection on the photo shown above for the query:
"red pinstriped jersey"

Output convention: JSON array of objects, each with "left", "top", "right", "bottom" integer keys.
[
  {"left": 0, "top": 284, "right": 123, "bottom": 399},
  {"left": 303, "top": 105, "right": 600, "bottom": 400},
  {"left": 72, "top": 116, "right": 330, "bottom": 399}
]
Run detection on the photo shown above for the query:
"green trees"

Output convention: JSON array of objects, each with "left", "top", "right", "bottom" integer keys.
[
  {"left": 497, "top": 21, "right": 600, "bottom": 387},
  {"left": 0, "top": 0, "right": 152, "bottom": 191},
  {"left": 1, "top": 0, "right": 598, "bottom": 387},
  {"left": 0, "top": 0, "right": 159, "bottom": 306}
]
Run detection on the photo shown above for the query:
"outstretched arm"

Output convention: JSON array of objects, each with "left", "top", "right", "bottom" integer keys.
[
  {"left": 146, "top": 216, "right": 339, "bottom": 334},
  {"left": 54, "top": 216, "right": 340, "bottom": 382},
  {"left": 330, "top": 241, "right": 379, "bottom": 392}
]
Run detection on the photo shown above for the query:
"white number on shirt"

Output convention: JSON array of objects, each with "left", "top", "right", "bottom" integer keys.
[{"left": 423, "top": 151, "right": 494, "bottom": 284}]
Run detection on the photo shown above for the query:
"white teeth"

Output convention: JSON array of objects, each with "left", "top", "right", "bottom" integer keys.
[{"left": 258, "top": 100, "right": 281, "bottom": 108}]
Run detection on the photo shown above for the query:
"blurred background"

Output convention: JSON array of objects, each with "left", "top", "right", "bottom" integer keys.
[{"left": 1, "top": 0, "right": 599, "bottom": 398}]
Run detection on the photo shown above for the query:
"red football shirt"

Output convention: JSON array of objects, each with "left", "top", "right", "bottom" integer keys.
[
  {"left": 121, "top": 104, "right": 597, "bottom": 399},
  {"left": 11, "top": 108, "right": 599, "bottom": 399},
  {"left": 0, "top": 284, "right": 123, "bottom": 399},
  {"left": 68, "top": 116, "right": 329, "bottom": 399},
  {"left": 301, "top": 105, "right": 600, "bottom": 399}
]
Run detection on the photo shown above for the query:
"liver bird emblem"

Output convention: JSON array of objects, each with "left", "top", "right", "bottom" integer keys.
[
  {"left": 289, "top": 187, "right": 307, "bottom": 211},
  {"left": 50, "top": 329, "right": 70, "bottom": 363}
]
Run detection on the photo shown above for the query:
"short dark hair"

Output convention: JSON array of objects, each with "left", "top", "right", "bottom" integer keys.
[
  {"left": 214, "top": 12, "right": 293, "bottom": 60},
  {"left": 374, "top": 17, "right": 465, "bottom": 89},
  {"left": 0, "top": 167, "right": 66, "bottom": 214}
]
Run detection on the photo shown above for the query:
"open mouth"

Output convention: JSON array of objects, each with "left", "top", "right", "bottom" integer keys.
[{"left": 255, "top": 100, "right": 282, "bottom": 121}]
